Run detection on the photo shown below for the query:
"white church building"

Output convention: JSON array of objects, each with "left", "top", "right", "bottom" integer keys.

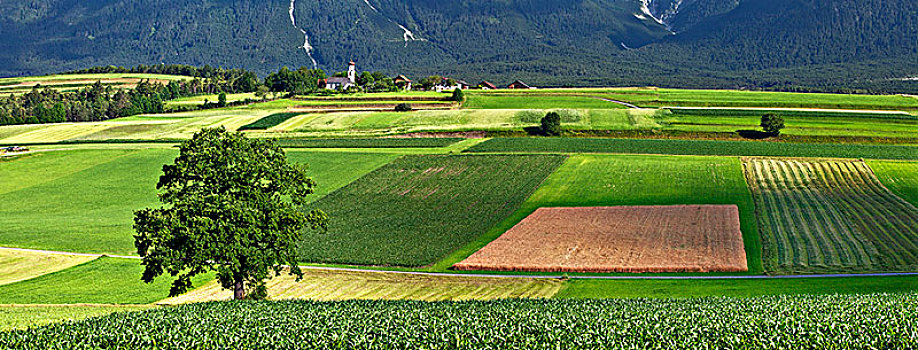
[{"left": 321, "top": 61, "right": 357, "bottom": 90}]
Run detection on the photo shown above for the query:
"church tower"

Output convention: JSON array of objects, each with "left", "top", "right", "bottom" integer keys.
[{"left": 347, "top": 61, "right": 356, "bottom": 84}]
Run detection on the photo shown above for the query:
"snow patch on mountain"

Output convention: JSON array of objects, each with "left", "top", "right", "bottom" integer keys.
[
  {"left": 361, "top": 0, "right": 426, "bottom": 46},
  {"left": 289, "top": 0, "right": 317, "bottom": 68}
]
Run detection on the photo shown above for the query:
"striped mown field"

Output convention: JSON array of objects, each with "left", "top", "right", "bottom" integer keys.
[
  {"left": 744, "top": 158, "right": 918, "bottom": 273},
  {"left": 158, "top": 269, "right": 562, "bottom": 304}
]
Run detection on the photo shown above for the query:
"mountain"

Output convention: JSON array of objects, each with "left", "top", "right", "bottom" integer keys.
[{"left": 0, "top": 0, "right": 915, "bottom": 92}]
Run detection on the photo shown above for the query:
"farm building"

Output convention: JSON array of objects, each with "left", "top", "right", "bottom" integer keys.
[
  {"left": 434, "top": 78, "right": 470, "bottom": 92},
  {"left": 508, "top": 80, "right": 535, "bottom": 89},
  {"left": 478, "top": 81, "right": 497, "bottom": 90},
  {"left": 394, "top": 75, "right": 412, "bottom": 91}
]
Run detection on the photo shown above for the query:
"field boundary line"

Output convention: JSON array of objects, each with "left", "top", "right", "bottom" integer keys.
[{"left": 3, "top": 247, "right": 917, "bottom": 280}]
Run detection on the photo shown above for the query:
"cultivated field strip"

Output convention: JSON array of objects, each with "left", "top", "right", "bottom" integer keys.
[
  {"left": 745, "top": 158, "right": 918, "bottom": 273},
  {"left": 158, "top": 269, "right": 562, "bottom": 304}
]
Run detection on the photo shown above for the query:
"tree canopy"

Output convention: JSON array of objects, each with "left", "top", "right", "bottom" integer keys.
[{"left": 133, "top": 128, "right": 327, "bottom": 299}]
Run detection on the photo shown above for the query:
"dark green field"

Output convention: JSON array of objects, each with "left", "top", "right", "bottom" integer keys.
[
  {"left": 4, "top": 295, "right": 917, "bottom": 349},
  {"left": 466, "top": 138, "right": 918, "bottom": 159},
  {"left": 299, "top": 154, "right": 566, "bottom": 266}
]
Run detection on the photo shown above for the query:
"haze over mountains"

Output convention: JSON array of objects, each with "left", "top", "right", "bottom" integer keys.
[{"left": 1, "top": 0, "right": 915, "bottom": 91}]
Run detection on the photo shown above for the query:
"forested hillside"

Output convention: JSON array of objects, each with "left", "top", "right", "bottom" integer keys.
[{"left": 0, "top": 0, "right": 915, "bottom": 92}]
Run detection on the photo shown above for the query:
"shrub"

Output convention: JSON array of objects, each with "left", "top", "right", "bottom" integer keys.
[
  {"left": 541, "top": 112, "right": 562, "bottom": 136},
  {"left": 451, "top": 88, "right": 465, "bottom": 103},
  {"left": 395, "top": 103, "right": 413, "bottom": 112}
]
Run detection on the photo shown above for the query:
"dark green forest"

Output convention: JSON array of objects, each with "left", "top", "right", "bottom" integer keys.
[{"left": 0, "top": 0, "right": 915, "bottom": 92}]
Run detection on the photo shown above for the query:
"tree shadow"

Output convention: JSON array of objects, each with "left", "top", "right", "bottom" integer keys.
[
  {"left": 737, "top": 130, "right": 773, "bottom": 140},
  {"left": 523, "top": 126, "right": 544, "bottom": 136}
]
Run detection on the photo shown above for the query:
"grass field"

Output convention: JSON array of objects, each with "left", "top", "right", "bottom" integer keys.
[
  {"left": 467, "top": 88, "right": 918, "bottom": 110},
  {"left": 299, "top": 154, "right": 566, "bottom": 266},
  {"left": 160, "top": 269, "right": 561, "bottom": 304},
  {"left": 466, "top": 138, "right": 918, "bottom": 160},
  {"left": 0, "top": 305, "right": 151, "bottom": 331},
  {"left": 0, "top": 250, "right": 94, "bottom": 286},
  {"left": 745, "top": 158, "right": 918, "bottom": 273},
  {"left": 439, "top": 154, "right": 763, "bottom": 273},
  {"left": 868, "top": 160, "right": 918, "bottom": 206},
  {"left": 6, "top": 295, "right": 917, "bottom": 349},
  {"left": 0, "top": 257, "right": 211, "bottom": 304},
  {"left": 0, "top": 149, "right": 397, "bottom": 254}
]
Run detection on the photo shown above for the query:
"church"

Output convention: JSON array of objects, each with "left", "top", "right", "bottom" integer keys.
[{"left": 319, "top": 62, "right": 357, "bottom": 91}]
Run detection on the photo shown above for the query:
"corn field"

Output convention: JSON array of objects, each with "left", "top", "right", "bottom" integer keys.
[{"left": 3, "top": 293, "right": 917, "bottom": 349}]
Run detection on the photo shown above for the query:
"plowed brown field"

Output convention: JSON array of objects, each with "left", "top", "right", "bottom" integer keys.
[{"left": 454, "top": 205, "right": 747, "bottom": 273}]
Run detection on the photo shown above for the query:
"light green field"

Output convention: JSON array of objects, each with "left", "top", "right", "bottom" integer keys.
[
  {"left": 661, "top": 113, "right": 918, "bottom": 139},
  {"left": 275, "top": 109, "right": 656, "bottom": 136},
  {"left": 0, "top": 257, "right": 211, "bottom": 304},
  {"left": 0, "top": 305, "right": 151, "bottom": 331},
  {"left": 160, "top": 269, "right": 561, "bottom": 304},
  {"left": 437, "top": 154, "right": 762, "bottom": 273},
  {"left": 473, "top": 88, "right": 918, "bottom": 110},
  {"left": 166, "top": 93, "right": 258, "bottom": 106},
  {"left": 869, "top": 160, "right": 918, "bottom": 206},
  {"left": 0, "top": 149, "right": 397, "bottom": 254},
  {"left": 464, "top": 94, "right": 630, "bottom": 109},
  {"left": 0, "top": 250, "right": 94, "bottom": 286}
]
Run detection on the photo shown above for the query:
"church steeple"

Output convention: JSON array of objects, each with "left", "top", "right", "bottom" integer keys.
[{"left": 347, "top": 61, "right": 356, "bottom": 84}]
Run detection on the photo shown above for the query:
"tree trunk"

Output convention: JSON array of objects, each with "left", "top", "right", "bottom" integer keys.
[{"left": 233, "top": 280, "right": 245, "bottom": 300}]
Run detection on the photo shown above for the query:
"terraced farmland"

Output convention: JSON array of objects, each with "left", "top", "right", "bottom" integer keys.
[
  {"left": 744, "top": 158, "right": 918, "bottom": 273},
  {"left": 159, "top": 269, "right": 561, "bottom": 304},
  {"left": 5, "top": 294, "right": 918, "bottom": 349},
  {"left": 299, "top": 154, "right": 567, "bottom": 266}
]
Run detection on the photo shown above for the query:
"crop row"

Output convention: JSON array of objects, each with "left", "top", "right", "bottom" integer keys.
[
  {"left": 4, "top": 294, "right": 917, "bottom": 349},
  {"left": 745, "top": 158, "right": 918, "bottom": 273},
  {"left": 465, "top": 138, "right": 918, "bottom": 160}
]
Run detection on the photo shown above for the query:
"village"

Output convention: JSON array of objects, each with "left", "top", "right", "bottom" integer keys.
[{"left": 317, "top": 61, "right": 535, "bottom": 93}]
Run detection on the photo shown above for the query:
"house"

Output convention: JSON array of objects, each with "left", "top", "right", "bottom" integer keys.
[
  {"left": 507, "top": 80, "right": 534, "bottom": 89},
  {"left": 478, "top": 81, "right": 497, "bottom": 90},
  {"left": 394, "top": 75, "right": 412, "bottom": 91},
  {"left": 319, "top": 61, "right": 357, "bottom": 90},
  {"left": 434, "top": 77, "right": 469, "bottom": 92}
]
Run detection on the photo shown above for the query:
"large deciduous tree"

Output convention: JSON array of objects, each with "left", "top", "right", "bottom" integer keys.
[{"left": 134, "top": 128, "right": 327, "bottom": 300}]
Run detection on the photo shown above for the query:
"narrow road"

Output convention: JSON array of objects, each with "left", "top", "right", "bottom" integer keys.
[
  {"left": 591, "top": 97, "right": 640, "bottom": 109},
  {"left": 5, "top": 246, "right": 917, "bottom": 280}
]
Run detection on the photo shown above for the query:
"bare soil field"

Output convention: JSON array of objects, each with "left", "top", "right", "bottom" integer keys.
[{"left": 454, "top": 205, "right": 747, "bottom": 273}]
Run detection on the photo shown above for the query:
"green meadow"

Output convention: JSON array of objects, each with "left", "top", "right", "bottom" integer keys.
[{"left": 0, "top": 149, "right": 397, "bottom": 254}]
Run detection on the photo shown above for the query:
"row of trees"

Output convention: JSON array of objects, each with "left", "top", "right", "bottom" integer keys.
[{"left": 0, "top": 75, "right": 256, "bottom": 126}]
